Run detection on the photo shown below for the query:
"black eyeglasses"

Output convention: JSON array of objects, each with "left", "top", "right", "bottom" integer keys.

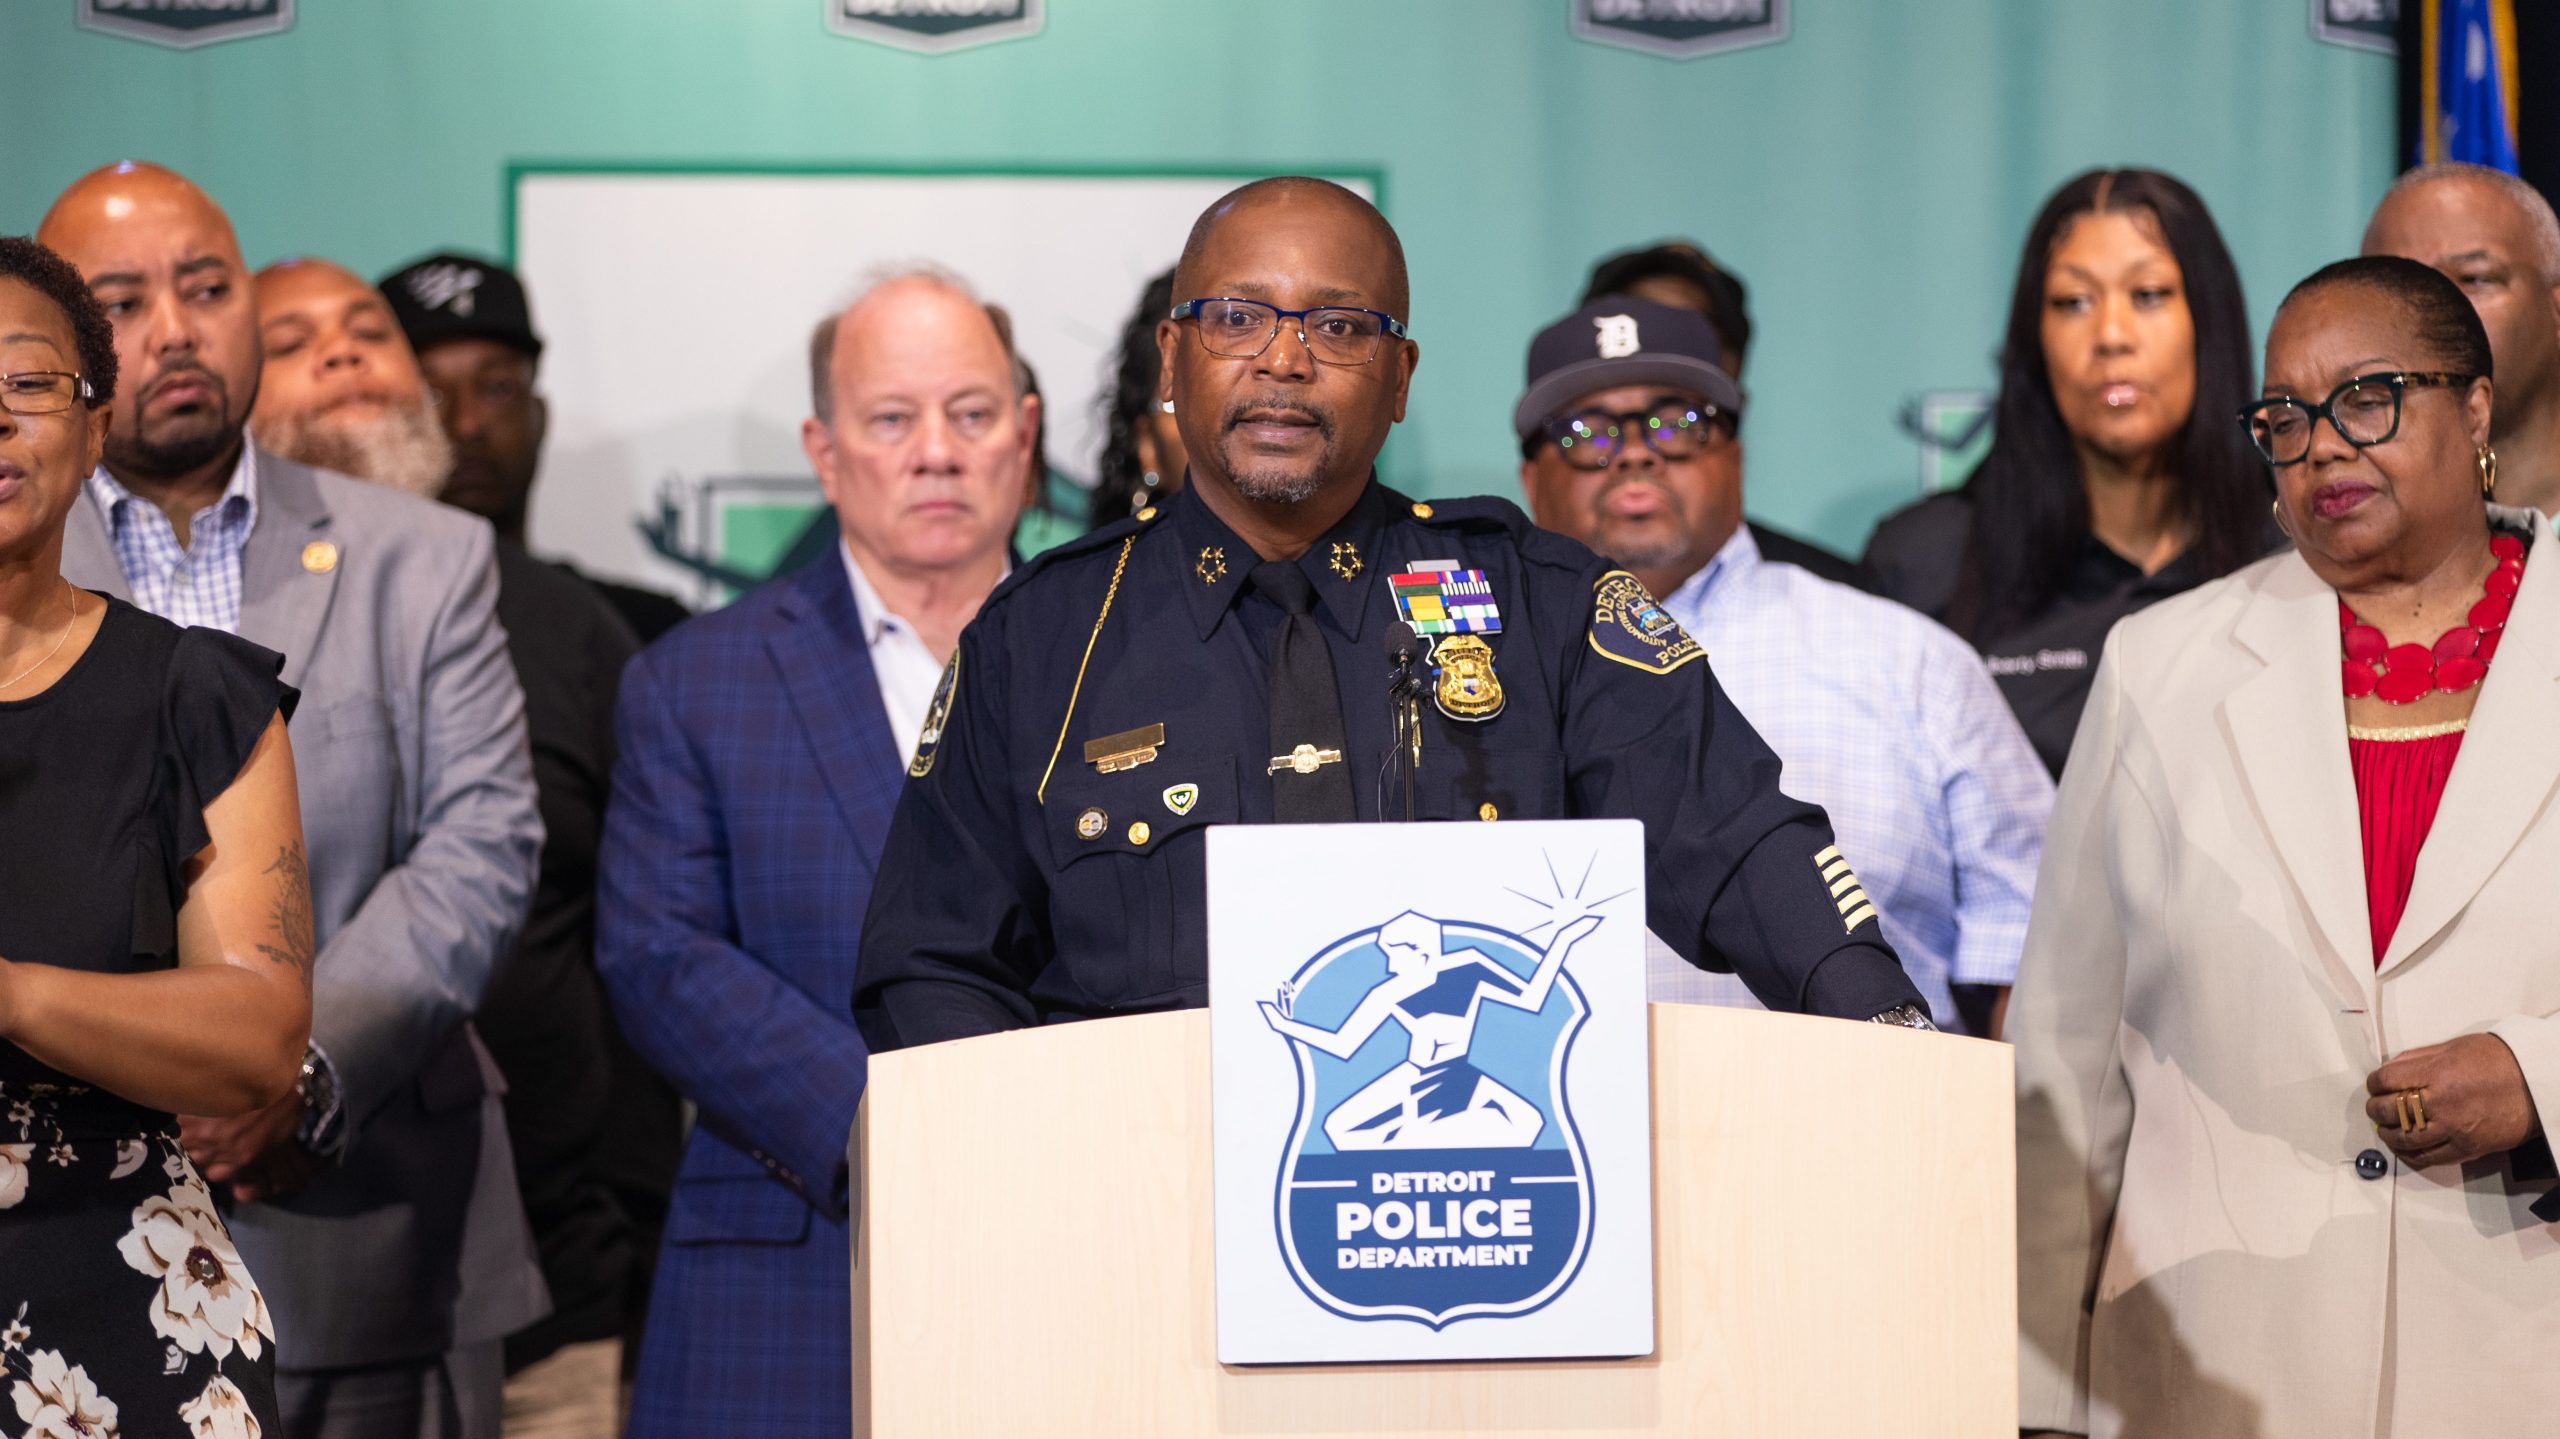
[
  {"left": 0, "top": 371, "right": 95, "bottom": 417},
  {"left": 1170, "top": 298, "right": 1409, "bottom": 366},
  {"left": 1542, "top": 400, "right": 1732, "bottom": 471},
  {"left": 2239, "top": 371, "right": 2479, "bottom": 466}
]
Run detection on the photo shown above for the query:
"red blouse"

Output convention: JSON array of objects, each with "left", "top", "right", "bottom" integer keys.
[{"left": 2349, "top": 722, "right": 2467, "bottom": 966}]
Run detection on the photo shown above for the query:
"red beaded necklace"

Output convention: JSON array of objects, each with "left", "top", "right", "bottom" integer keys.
[{"left": 2340, "top": 531, "right": 2527, "bottom": 703}]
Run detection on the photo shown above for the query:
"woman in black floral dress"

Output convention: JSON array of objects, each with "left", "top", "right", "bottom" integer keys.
[{"left": 0, "top": 237, "right": 310, "bottom": 1437}]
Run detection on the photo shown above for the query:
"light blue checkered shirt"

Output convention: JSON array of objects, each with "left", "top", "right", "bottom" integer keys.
[
  {"left": 86, "top": 448, "right": 260, "bottom": 635},
  {"left": 1641, "top": 526, "right": 2054, "bottom": 1034}
]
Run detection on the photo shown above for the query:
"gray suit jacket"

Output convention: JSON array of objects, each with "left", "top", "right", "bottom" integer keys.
[{"left": 64, "top": 447, "right": 550, "bottom": 1370}]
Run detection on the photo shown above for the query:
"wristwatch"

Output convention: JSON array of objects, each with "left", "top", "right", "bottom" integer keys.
[
  {"left": 295, "top": 1044, "right": 348, "bottom": 1160},
  {"left": 1867, "top": 1003, "right": 1939, "bottom": 1032}
]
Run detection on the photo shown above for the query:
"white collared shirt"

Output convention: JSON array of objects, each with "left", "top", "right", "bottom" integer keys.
[
  {"left": 86, "top": 446, "right": 261, "bottom": 634},
  {"left": 839, "top": 539, "right": 1005, "bottom": 763},
  {"left": 1642, "top": 525, "right": 2055, "bottom": 1033}
]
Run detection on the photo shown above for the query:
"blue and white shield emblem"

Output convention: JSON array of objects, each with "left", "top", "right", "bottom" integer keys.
[{"left": 1258, "top": 911, "right": 1600, "bottom": 1327}]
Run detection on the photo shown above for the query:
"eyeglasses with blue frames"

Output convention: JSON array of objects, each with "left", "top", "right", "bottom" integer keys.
[
  {"left": 1543, "top": 400, "right": 1732, "bottom": 471},
  {"left": 2239, "top": 371, "right": 2480, "bottom": 466},
  {"left": 0, "top": 371, "right": 95, "bottom": 417},
  {"left": 1170, "top": 298, "right": 1409, "bottom": 366}
]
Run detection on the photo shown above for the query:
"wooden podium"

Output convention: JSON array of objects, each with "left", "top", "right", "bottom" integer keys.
[{"left": 850, "top": 1004, "right": 2015, "bottom": 1436}]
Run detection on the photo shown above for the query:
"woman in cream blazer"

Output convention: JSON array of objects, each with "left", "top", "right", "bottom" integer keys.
[{"left": 2014, "top": 257, "right": 2560, "bottom": 1437}]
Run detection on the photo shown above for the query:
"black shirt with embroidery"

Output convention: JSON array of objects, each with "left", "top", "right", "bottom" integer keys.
[
  {"left": 852, "top": 478, "right": 1927, "bottom": 1048},
  {"left": 1862, "top": 490, "right": 2229, "bottom": 778}
]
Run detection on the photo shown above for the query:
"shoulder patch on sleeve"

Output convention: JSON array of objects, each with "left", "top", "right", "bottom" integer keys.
[
  {"left": 908, "top": 650, "right": 958, "bottom": 778},
  {"left": 1588, "top": 570, "right": 1705, "bottom": 675}
]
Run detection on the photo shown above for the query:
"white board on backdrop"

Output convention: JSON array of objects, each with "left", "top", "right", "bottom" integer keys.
[
  {"left": 512, "top": 169, "right": 1370, "bottom": 603},
  {"left": 1207, "top": 819, "right": 1655, "bottom": 1365}
]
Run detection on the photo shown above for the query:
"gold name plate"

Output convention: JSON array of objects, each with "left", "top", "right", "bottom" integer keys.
[{"left": 1083, "top": 723, "right": 1165, "bottom": 774}]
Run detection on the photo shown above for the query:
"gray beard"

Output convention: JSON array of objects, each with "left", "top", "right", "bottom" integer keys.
[{"left": 255, "top": 400, "right": 454, "bottom": 499}]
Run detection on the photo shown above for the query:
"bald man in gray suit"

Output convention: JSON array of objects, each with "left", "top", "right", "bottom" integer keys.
[{"left": 42, "top": 165, "right": 546, "bottom": 1438}]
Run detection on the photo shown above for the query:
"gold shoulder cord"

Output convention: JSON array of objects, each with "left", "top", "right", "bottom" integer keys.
[{"left": 1036, "top": 536, "right": 1137, "bottom": 804}]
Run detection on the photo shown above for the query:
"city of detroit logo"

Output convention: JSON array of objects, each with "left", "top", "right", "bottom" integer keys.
[{"left": 1258, "top": 911, "right": 1601, "bottom": 1327}]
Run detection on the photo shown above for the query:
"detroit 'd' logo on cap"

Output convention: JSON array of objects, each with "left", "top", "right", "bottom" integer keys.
[
  {"left": 1592, "top": 314, "right": 1641, "bottom": 360},
  {"left": 825, "top": 0, "right": 1044, "bottom": 53}
]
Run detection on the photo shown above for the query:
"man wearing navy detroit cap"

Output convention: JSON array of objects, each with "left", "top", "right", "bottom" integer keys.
[{"left": 1516, "top": 295, "right": 2053, "bottom": 1038}]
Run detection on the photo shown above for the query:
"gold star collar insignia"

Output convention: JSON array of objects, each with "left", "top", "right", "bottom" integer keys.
[
  {"left": 1196, "top": 546, "right": 1229, "bottom": 586},
  {"left": 1329, "top": 541, "right": 1363, "bottom": 581}
]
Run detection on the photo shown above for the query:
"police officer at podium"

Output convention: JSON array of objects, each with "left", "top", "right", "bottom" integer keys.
[{"left": 853, "top": 177, "right": 1933, "bottom": 1046}]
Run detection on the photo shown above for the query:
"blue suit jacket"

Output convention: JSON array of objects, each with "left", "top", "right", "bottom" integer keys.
[{"left": 597, "top": 557, "right": 897, "bottom": 1438}]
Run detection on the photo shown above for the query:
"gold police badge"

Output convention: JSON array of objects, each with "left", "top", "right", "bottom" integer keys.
[{"left": 1433, "top": 633, "right": 1505, "bottom": 720}]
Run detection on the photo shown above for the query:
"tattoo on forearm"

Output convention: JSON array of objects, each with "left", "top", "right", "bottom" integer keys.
[{"left": 254, "top": 842, "right": 315, "bottom": 978}]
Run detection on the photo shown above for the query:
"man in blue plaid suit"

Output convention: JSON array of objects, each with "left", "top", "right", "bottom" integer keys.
[{"left": 596, "top": 268, "right": 1037, "bottom": 1436}]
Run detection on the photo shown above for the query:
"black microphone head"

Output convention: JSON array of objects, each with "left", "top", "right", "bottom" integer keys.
[{"left": 1385, "top": 620, "right": 1429, "bottom": 664}]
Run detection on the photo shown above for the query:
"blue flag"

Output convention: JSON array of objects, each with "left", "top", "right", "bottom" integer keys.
[{"left": 2425, "top": 0, "right": 2520, "bottom": 173}]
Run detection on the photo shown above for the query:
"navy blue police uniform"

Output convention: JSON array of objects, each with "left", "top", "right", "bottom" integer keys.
[{"left": 853, "top": 477, "right": 1926, "bottom": 1047}]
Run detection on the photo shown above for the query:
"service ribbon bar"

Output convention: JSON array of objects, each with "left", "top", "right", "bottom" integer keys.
[{"left": 1390, "top": 569, "right": 1503, "bottom": 635}]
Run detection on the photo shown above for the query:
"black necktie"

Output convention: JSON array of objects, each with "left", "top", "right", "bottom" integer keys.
[{"left": 1248, "top": 560, "right": 1357, "bottom": 823}]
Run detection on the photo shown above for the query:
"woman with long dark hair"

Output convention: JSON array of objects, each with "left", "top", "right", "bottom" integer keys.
[
  {"left": 1864, "top": 168, "right": 2274, "bottom": 774},
  {"left": 1088, "top": 269, "right": 1188, "bottom": 528}
]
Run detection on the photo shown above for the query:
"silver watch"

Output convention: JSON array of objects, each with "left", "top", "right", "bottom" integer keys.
[
  {"left": 295, "top": 1046, "right": 347, "bottom": 1158},
  {"left": 1867, "top": 1003, "right": 1938, "bottom": 1032}
]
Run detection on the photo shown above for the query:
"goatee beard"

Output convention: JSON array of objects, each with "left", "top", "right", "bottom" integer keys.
[
  {"left": 1228, "top": 466, "right": 1326, "bottom": 505},
  {"left": 106, "top": 422, "right": 240, "bottom": 485}
]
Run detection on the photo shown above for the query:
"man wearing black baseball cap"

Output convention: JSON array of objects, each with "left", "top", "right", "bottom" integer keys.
[
  {"left": 1516, "top": 295, "right": 2053, "bottom": 1040},
  {"left": 1579, "top": 241, "right": 1871, "bottom": 589},
  {"left": 381, "top": 253, "right": 690, "bottom": 642}
]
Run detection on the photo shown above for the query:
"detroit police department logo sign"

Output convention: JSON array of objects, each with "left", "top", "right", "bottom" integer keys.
[
  {"left": 79, "top": 0, "right": 293, "bottom": 50},
  {"left": 1209, "top": 821, "right": 1652, "bottom": 1364},
  {"left": 1571, "top": 0, "right": 1788, "bottom": 59},
  {"left": 825, "top": 0, "right": 1043, "bottom": 54},
  {"left": 1260, "top": 912, "right": 1600, "bottom": 1327}
]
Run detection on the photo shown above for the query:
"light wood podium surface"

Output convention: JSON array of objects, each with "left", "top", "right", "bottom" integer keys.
[{"left": 852, "top": 1004, "right": 2015, "bottom": 1436}]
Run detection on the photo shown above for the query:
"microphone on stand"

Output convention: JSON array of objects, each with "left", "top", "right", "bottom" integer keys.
[{"left": 1381, "top": 621, "right": 1431, "bottom": 822}]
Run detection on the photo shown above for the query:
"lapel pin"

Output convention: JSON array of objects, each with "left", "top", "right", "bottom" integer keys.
[
  {"left": 301, "top": 541, "right": 339, "bottom": 574},
  {"left": 1162, "top": 783, "right": 1199, "bottom": 816}
]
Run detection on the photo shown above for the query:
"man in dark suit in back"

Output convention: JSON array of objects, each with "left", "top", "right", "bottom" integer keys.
[
  {"left": 596, "top": 266, "right": 1034, "bottom": 1438},
  {"left": 379, "top": 252, "right": 692, "bottom": 643}
]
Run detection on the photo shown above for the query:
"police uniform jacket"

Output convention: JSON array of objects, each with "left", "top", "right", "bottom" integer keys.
[{"left": 854, "top": 479, "right": 1925, "bottom": 1047}]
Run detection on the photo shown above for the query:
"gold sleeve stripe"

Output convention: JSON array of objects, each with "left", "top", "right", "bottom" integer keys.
[
  {"left": 1814, "top": 845, "right": 1843, "bottom": 867},
  {"left": 1828, "top": 874, "right": 1861, "bottom": 898},
  {"left": 1842, "top": 903, "right": 1880, "bottom": 933},
  {"left": 1036, "top": 536, "right": 1136, "bottom": 805}
]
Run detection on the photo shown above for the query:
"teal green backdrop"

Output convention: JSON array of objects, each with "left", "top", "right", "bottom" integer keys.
[{"left": 8, "top": 1, "right": 2393, "bottom": 554}]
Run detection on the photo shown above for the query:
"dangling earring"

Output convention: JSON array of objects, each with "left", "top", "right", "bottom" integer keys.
[
  {"left": 1140, "top": 470, "right": 1161, "bottom": 491},
  {"left": 2479, "top": 444, "right": 2499, "bottom": 498}
]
